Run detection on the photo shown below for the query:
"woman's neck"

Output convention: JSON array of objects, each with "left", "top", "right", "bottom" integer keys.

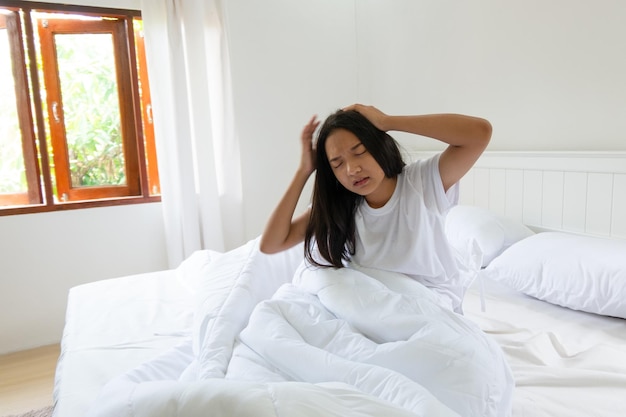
[{"left": 365, "top": 176, "right": 398, "bottom": 208}]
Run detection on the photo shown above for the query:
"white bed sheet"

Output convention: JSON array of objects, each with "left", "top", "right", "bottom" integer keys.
[
  {"left": 464, "top": 277, "right": 626, "bottom": 416},
  {"left": 53, "top": 251, "right": 626, "bottom": 417}
]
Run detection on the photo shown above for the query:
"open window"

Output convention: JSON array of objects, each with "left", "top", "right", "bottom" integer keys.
[{"left": 0, "top": 2, "right": 159, "bottom": 214}]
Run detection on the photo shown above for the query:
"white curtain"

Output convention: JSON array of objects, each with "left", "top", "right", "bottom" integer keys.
[{"left": 141, "top": 0, "right": 244, "bottom": 268}]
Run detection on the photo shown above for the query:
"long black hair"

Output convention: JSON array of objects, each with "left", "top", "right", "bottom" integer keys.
[{"left": 304, "top": 109, "right": 406, "bottom": 268}]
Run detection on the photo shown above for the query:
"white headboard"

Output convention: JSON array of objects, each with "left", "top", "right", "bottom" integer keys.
[{"left": 409, "top": 151, "right": 626, "bottom": 239}]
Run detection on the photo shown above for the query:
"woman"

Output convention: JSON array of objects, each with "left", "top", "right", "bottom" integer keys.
[{"left": 260, "top": 104, "right": 491, "bottom": 313}]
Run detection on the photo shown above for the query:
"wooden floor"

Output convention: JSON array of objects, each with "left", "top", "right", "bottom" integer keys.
[{"left": 0, "top": 344, "right": 59, "bottom": 416}]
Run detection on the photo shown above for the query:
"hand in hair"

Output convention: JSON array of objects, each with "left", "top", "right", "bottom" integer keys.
[
  {"left": 347, "top": 104, "right": 492, "bottom": 192},
  {"left": 299, "top": 115, "right": 320, "bottom": 176},
  {"left": 342, "top": 104, "right": 390, "bottom": 131}
]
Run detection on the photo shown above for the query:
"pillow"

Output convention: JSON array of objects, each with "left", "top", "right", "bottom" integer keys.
[
  {"left": 481, "top": 232, "right": 626, "bottom": 319},
  {"left": 445, "top": 205, "right": 534, "bottom": 266}
]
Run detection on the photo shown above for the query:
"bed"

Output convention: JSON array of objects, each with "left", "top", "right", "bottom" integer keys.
[{"left": 52, "top": 152, "right": 626, "bottom": 417}]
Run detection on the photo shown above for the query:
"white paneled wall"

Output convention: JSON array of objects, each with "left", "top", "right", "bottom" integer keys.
[{"left": 454, "top": 152, "right": 626, "bottom": 239}]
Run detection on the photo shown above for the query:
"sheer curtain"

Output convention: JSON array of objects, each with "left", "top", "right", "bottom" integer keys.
[{"left": 141, "top": 0, "right": 243, "bottom": 268}]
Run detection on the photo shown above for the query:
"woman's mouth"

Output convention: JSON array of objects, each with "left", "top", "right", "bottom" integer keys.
[{"left": 353, "top": 177, "right": 369, "bottom": 187}]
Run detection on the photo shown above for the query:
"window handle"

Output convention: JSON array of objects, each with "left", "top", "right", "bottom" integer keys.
[
  {"left": 52, "top": 101, "right": 61, "bottom": 123},
  {"left": 146, "top": 103, "right": 153, "bottom": 124}
]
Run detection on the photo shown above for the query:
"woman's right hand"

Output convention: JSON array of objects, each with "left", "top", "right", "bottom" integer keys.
[
  {"left": 299, "top": 115, "right": 320, "bottom": 176},
  {"left": 260, "top": 115, "right": 319, "bottom": 254}
]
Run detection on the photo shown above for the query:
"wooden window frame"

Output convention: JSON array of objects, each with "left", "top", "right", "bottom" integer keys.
[
  {"left": 0, "top": 1, "right": 160, "bottom": 216},
  {"left": 0, "top": 10, "right": 41, "bottom": 206}
]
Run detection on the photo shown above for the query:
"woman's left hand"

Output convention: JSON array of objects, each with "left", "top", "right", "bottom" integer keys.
[{"left": 342, "top": 103, "right": 390, "bottom": 131}]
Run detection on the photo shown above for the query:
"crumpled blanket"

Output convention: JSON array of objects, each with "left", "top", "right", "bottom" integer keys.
[{"left": 86, "top": 239, "right": 513, "bottom": 417}]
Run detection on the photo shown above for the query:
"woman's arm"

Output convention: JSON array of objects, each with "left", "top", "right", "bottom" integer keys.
[
  {"left": 259, "top": 115, "right": 319, "bottom": 254},
  {"left": 343, "top": 104, "right": 491, "bottom": 192}
]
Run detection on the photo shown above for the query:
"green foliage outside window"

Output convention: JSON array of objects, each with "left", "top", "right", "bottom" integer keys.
[
  {"left": 0, "top": 26, "right": 26, "bottom": 194},
  {"left": 55, "top": 33, "right": 126, "bottom": 188}
]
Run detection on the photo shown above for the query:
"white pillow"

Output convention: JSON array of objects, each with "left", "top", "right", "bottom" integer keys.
[
  {"left": 481, "top": 232, "right": 626, "bottom": 319},
  {"left": 445, "top": 205, "right": 534, "bottom": 266}
]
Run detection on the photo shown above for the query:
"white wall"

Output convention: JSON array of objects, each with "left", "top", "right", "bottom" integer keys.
[
  {"left": 355, "top": 0, "right": 626, "bottom": 153},
  {"left": 0, "top": 203, "right": 168, "bottom": 354}
]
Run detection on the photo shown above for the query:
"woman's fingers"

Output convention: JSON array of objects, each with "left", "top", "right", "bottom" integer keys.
[
  {"left": 302, "top": 115, "right": 320, "bottom": 138},
  {"left": 342, "top": 104, "right": 388, "bottom": 131}
]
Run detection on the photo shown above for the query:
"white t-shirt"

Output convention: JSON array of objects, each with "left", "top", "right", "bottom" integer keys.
[{"left": 350, "top": 154, "right": 469, "bottom": 313}]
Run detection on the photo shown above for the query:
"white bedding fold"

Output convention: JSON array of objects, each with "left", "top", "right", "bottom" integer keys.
[
  {"left": 233, "top": 264, "right": 513, "bottom": 417},
  {"left": 86, "top": 240, "right": 513, "bottom": 417}
]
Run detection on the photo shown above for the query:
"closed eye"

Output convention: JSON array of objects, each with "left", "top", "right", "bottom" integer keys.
[
  {"left": 354, "top": 143, "right": 367, "bottom": 155},
  {"left": 329, "top": 142, "right": 365, "bottom": 168}
]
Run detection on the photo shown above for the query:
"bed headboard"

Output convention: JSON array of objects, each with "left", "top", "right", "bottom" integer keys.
[{"left": 408, "top": 151, "right": 626, "bottom": 240}]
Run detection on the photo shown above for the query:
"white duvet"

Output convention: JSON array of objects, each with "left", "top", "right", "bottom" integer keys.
[{"left": 86, "top": 239, "right": 513, "bottom": 417}]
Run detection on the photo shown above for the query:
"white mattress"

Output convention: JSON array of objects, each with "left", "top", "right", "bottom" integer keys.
[
  {"left": 53, "top": 259, "right": 626, "bottom": 417},
  {"left": 52, "top": 269, "right": 193, "bottom": 417}
]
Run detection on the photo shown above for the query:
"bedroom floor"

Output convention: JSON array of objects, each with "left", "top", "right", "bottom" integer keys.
[{"left": 0, "top": 344, "right": 59, "bottom": 416}]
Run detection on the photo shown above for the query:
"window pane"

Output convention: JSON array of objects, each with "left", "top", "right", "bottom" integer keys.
[
  {"left": 133, "top": 18, "right": 160, "bottom": 196},
  {"left": 0, "top": 20, "right": 27, "bottom": 195},
  {"left": 54, "top": 32, "right": 126, "bottom": 188}
]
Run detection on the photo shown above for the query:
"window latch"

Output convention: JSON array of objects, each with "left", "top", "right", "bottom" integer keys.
[{"left": 52, "top": 101, "right": 61, "bottom": 123}]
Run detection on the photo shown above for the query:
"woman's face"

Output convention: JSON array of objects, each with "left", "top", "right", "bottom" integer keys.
[{"left": 324, "top": 128, "right": 397, "bottom": 208}]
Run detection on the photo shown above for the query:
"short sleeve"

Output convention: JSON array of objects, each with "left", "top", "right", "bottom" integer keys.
[{"left": 404, "top": 153, "right": 459, "bottom": 215}]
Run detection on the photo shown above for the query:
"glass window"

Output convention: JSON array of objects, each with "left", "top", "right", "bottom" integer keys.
[{"left": 0, "top": 2, "right": 160, "bottom": 215}]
